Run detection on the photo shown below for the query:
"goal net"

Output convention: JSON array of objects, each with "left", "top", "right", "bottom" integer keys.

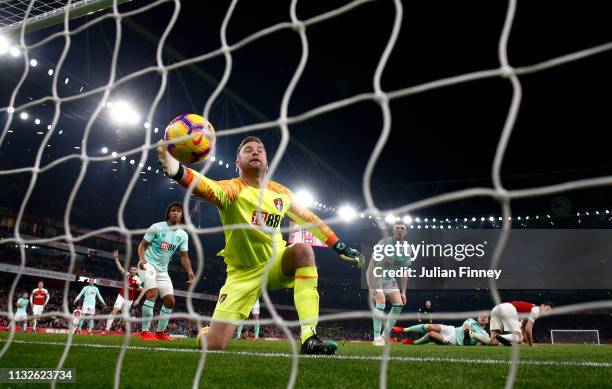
[
  {"left": 1, "top": 0, "right": 612, "bottom": 388},
  {"left": 551, "top": 330, "right": 600, "bottom": 345}
]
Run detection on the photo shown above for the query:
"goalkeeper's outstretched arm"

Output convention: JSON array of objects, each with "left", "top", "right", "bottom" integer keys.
[{"left": 158, "top": 144, "right": 234, "bottom": 209}]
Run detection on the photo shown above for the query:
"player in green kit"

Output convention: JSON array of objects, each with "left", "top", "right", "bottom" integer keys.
[
  {"left": 393, "top": 314, "right": 490, "bottom": 345},
  {"left": 158, "top": 136, "right": 362, "bottom": 354},
  {"left": 13, "top": 292, "right": 30, "bottom": 332},
  {"left": 367, "top": 221, "right": 411, "bottom": 346},
  {"left": 138, "top": 202, "right": 195, "bottom": 341},
  {"left": 74, "top": 278, "right": 107, "bottom": 334}
]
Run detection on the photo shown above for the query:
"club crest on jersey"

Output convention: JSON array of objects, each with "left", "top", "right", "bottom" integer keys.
[{"left": 273, "top": 198, "right": 284, "bottom": 212}]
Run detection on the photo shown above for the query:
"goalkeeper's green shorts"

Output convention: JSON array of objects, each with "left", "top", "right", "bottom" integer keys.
[{"left": 212, "top": 245, "right": 294, "bottom": 322}]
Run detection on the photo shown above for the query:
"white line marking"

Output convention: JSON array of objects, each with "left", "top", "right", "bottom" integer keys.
[{"left": 2, "top": 339, "right": 610, "bottom": 368}]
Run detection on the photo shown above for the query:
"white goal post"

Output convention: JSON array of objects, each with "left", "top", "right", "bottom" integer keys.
[{"left": 550, "top": 330, "right": 600, "bottom": 345}]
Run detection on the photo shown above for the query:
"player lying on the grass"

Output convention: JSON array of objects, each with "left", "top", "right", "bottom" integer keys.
[
  {"left": 235, "top": 299, "right": 261, "bottom": 340},
  {"left": 104, "top": 249, "right": 145, "bottom": 334},
  {"left": 12, "top": 292, "right": 29, "bottom": 332},
  {"left": 74, "top": 278, "right": 107, "bottom": 334},
  {"left": 30, "top": 281, "right": 49, "bottom": 333},
  {"left": 137, "top": 202, "right": 195, "bottom": 341},
  {"left": 392, "top": 314, "right": 489, "bottom": 345},
  {"left": 366, "top": 221, "right": 411, "bottom": 346},
  {"left": 159, "top": 135, "right": 363, "bottom": 355},
  {"left": 470, "top": 301, "right": 553, "bottom": 346}
]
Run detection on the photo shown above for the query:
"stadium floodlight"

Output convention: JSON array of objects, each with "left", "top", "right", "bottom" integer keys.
[
  {"left": 144, "top": 122, "right": 151, "bottom": 129},
  {"left": 471, "top": 217, "right": 476, "bottom": 221},
  {"left": 480, "top": 217, "right": 485, "bottom": 221},
  {"left": 34, "top": 118, "right": 40, "bottom": 125},
  {"left": 210, "top": 156, "right": 216, "bottom": 162},
  {"left": 121, "top": 156, "right": 126, "bottom": 161},
  {"left": 109, "top": 101, "right": 140, "bottom": 125},
  {"left": 338, "top": 205, "right": 357, "bottom": 222},
  {"left": 0, "top": 36, "right": 8, "bottom": 55},
  {"left": 101, "top": 147, "right": 108, "bottom": 154},
  {"left": 29, "top": 58, "right": 37, "bottom": 67},
  {"left": 294, "top": 189, "right": 315, "bottom": 207},
  {"left": 19, "top": 112, "right": 28, "bottom": 120},
  {"left": 111, "top": 151, "right": 117, "bottom": 157},
  {"left": 9, "top": 46, "right": 20, "bottom": 57},
  {"left": 402, "top": 215, "right": 413, "bottom": 225},
  {"left": 489, "top": 216, "right": 495, "bottom": 222},
  {"left": 154, "top": 127, "right": 159, "bottom": 133},
  {"left": 129, "top": 159, "right": 135, "bottom": 165},
  {"left": 385, "top": 213, "right": 395, "bottom": 224},
  {"left": 218, "top": 160, "right": 223, "bottom": 166},
  {"left": 48, "top": 68, "right": 53, "bottom": 76},
  {"left": 432, "top": 218, "right": 436, "bottom": 222}
]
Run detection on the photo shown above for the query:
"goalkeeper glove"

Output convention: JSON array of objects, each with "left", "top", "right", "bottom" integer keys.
[
  {"left": 332, "top": 241, "right": 363, "bottom": 268},
  {"left": 157, "top": 143, "right": 182, "bottom": 179}
]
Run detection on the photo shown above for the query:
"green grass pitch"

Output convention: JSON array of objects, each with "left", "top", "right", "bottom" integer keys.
[{"left": 1, "top": 332, "right": 610, "bottom": 388}]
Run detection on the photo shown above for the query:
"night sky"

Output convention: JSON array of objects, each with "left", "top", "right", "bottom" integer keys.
[{"left": 1, "top": 0, "right": 611, "bottom": 236}]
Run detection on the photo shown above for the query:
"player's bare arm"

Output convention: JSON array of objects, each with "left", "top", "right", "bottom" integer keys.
[
  {"left": 133, "top": 287, "right": 146, "bottom": 306},
  {"left": 138, "top": 240, "right": 149, "bottom": 269},
  {"left": 524, "top": 319, "right": 534, "bottom": 346},
  {"left": 113, "top": 249, "right": 126, "bottom": 274},
  {"left": 179, "top": 251, "right": 195, "bottom": 284}
]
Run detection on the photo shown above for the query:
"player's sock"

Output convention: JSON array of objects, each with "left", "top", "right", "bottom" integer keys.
[
  {"left": 142, "top": 300, "right": 155, "bottom": 332},
  {"left": 414, "top": 334, "right": 431, "bottom": 345},
  {"left": 105, "top": 317, "right": 114, "bottom": 331},
  {"left": 88, "top": 319, "right": 94, "bottom": 332},
  {"left": 470, "top": 331, "right": 490, "bottom": 344},
  {"left": 22, "top": 323, "right": 27, "bottom": 332},
  {"left": 373, "top": 303, "right": 385, "bottom": 339},
  {"left": 78, "top": 320, "right": 84, "bottom": 331},
  {"left": 235, "top": 323, "right": 243, "bottom": 338},
  {"left": 387, "top": 304, "right": 403, "bottom": 333},
  {"left": 294, "top": 266, "right": 319, "bottom": 344},
  {"left": 500, "top": 333, "right": 520, "bottom": 343},
  {"left": 404, "top": 324, "right": 429, "bottom": 334},
  {"left": 156, "top": 306, "right": 172, "bottom": 332},
  {"left": 254, "top": 322, "right": 260, "bottom": 339},
  {"left": 32, "top": 319, "right": 37, "bottom": 331}
]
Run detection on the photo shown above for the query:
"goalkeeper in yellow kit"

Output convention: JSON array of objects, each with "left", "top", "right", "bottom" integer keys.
[{"left": 158, "top": 136, "right": 362, "bottom": 354}]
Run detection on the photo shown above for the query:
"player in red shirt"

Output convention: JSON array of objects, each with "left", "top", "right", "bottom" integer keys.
[
  {"left": 30, "top": 281, "right": 49, "bottom": 333},
  {"left": 473, "top": 300, "right": 553, "bottom": 346},
  {"left": 104, "top": 250, "right": 145, "bottom": 334},
  {"left": 71, "top": 307, "right": 83, "bottom": 334}
]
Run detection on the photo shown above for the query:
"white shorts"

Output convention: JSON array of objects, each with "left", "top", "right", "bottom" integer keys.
[
  {"left": 490, "top": 303, "right": 521, "bottom": 333},
  {"left": 32, "top": 305, "right": 44, "bottom": 315},
  {"left": 138, "top": 263, "right": 174, "bottom": 298},
  {"left": 251, "top": 300, "right": 260, "bottom": 316},
  {"left": 440, "top": 324, "right": 457, "bottom": 345},
  {"left": 374, "top": 278, "right": 400, "bottom": 295},
  {"left": 82, "top": 305, "right": 95, "bottom": 315},
  {"left": 14, "top": 312, "right": 27, "bottom": 322},
  {"left": 113, "top": 294, "right": 133, "bottom": 310}
]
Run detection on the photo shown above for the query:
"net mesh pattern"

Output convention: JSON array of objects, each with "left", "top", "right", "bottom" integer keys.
[{"left": 1, "top": 0, "right": 612, "bottom": 388}]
